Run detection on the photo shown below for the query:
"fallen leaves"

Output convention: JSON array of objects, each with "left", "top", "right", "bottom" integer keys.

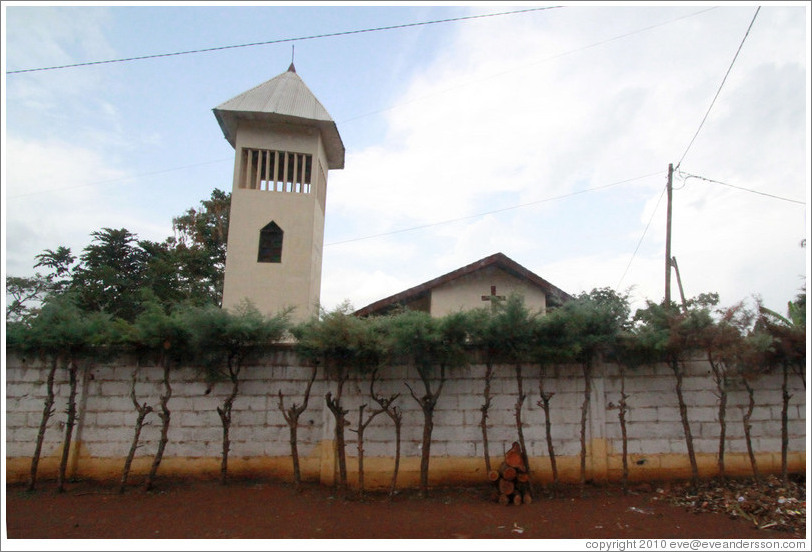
[{"left": 659, "top": 475, "right": 806, "bottom": 536}]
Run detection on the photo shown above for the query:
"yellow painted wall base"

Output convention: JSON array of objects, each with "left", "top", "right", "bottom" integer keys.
[{"left": 6, "top": 438, "right": 805, "bottom": 489}]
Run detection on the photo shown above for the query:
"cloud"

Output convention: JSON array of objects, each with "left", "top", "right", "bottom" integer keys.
[
  {"left": 321, "top": 5, "right": 808, "bottom": 314},
  {"left": 3, "top": 137, "right": 170, "bottom": 277},
  {"left": 5, "top": 7, "right": 117, "bottom": 114}
]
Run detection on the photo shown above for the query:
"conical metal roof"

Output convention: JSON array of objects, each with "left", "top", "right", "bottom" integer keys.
[{"left": 213, "top": 65, "right": 345, "bottom": 169}]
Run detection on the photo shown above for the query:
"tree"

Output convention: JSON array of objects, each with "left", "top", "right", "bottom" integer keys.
[
  {"left": 753, "top": 289, "right": 806, "bottom": 484},
  {"left": 388, "top": 309, "right": 470, "bottom": 498},
  {"left": 368, "top": 368, "right": 403, "bottom": 499},
  {"left": 171, "top": 188, "right": 230, "bottom": 306},
  {"left": 466, "top": 306, "right": 503, "bottom": 476},
  {"left": 7, "top": 190, "right": 231, "bottom": 324},
  {"left": 6, "top": 275, "right": 51, "bottom": 323},
  {"left": 292, "top": 302, "right": 383, "bottom": 496},
  {"left": 187, "top": 301, "right": 290, "bottom": 485},
  {"left": 531, "top": 304, "right": 577, "bottom": 495},
  {"left": 10, "top": 294, "right": 115, "bottom": 492},
  {"left": 611, "top": 318, "right": 663, "bottom": 494},
  {"left": 277, "top": 365, "right": 318, "bottom": 492},
  {"left": 6, "top": 247, "right": 76, "bottom": 322},
  {"left": 69, "top": 228, "right": 149, "bottom": 322},
  {"left": 351, "top": 402, "right": 384, "bottom": 499},
  {"left": 696, "top": 301, "right": 755, "bottom": 484},
  {"left": 485, "top": 294, "right": 537, "bottom": 491},
  {"left": 633, "top": 294, "right": 716, "bottom": 488},
  {"left": 128, "top": 297, "right": 194, "bottom": 491},
  {"left": 557, "top": 288, "right": 630, "bottom": 494}
]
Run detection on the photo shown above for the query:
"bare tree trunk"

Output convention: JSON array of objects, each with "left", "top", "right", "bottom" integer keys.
[
  {"left": 479, "top": 362, "right": 494, "bottom": 474},
  {"left": 513, "top": 364, "right": 533, "bottom": 497},
  {"left": 217, "top": 359, "right": 240, "bottom": 486},
  {"left": 709, "top": 357, "right": 727, "bottom": 483},
  {"left": 618, "top": 364, "right": 629, "bottom": 494},
  {"left": 579, "top": 359, "right": 592, "bottom": 495},
  {"left": 370, "top": 369, "right": 402, "bottom": 499},
  {"left": 325, "top": 371, "right": 349, "bottom": 497},
  {"left": 671, "top": 358, "right": 699, "bottom": 487},
  {"left": 780, "top": 363, "right": 790, "bottom": 486},
  {"left": 389, "top": 413, "right": 402, "bottom": 498},
  {"left": 278, "top": 366, "right": 317, "bottom": 491},
  {"left": 57, "top": 360, "right": 79, "bottom": 493},
  {"left": 741, "top": 377, "right": 759, "bottom": 482},
  {"left": 120, "top": 366, "right": 153, "bottom": 493},
  {"left": 144, "top": 358, "right": 172, "bottom": 492},
  {"left": 537, "top": 365, "right": 558, "bottom": 495},
  {"left": 406, "top": 365, "right": 445, "bottom": 498},
  {"left": 352, "top": 404, "right": 383, "bottom": 500},
  {"left": 29, "top": 356, "right": 58, "bottom": 492}
]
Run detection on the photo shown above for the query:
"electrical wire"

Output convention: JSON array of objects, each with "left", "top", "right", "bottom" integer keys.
[
  {"left": 6, "top": 6, "right": 562, "bottom": 75},
  {"left": 339, "top": 7, "right": 717, "bottom": 126},
  {"left": 325, "top": 171, "right": 662, "bottom": 247},
  {"left": 616, "top": 181, "right": 669, "bottom": 290},
  {"left": 677, "top": 170, "right": 806, "bottom": 205},
  {"left": 7, "top": 158, "right": 232, "bottom": 199},
  {"left": 676, "top": 6, "right": 761, "bottom": 168}
]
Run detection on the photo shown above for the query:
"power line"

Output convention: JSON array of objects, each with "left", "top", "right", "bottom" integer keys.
[
  {"left": 677, "top": 170, "right": 806, "bottom": 205},
  {"left": 325, "top": 171, "right": 662, "bottom": 247},
  {"left": 7, "top": 158, "right": 232, "bottom": 199},
  {"left": 676, "top": 6, "right": 761, "bottom": 168},
  {"left": 340, "top": 7, "right": 718, "bottom": 125},
  {"left": 616, "top": 180, "right": 669, "bottom": 290},
  {"left": 6, "top": 6, "right": 563, "bottom": 75},
  {"left": 5, "top": 8, "right": 713, "bottom": 200}
]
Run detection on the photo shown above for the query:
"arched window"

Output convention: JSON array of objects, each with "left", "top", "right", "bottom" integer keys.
[{"left": 257, "top": 221, "right": 283, "bottom": 263}]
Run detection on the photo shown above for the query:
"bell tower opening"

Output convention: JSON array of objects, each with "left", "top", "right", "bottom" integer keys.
[{"left": 240, "top": 149, "right": 313, "bottom": 193}]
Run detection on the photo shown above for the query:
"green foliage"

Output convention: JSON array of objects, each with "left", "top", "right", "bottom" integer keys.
[
  {"left": 536, "top": 287, "right": 630, "bottom": 365},
  {"left": 6, "top": 190, "right": 231, "bottom": 324},
  {"left": 10, "top": 294, "right": 115, "bottom": 360},
  {"left": 171, "top": 188, "right": 230, "bottom": 305},
  {"left": 185, "top": 301, "right": 290, "bottom": 382},
  {"left": 131, "top": 298, "right": 193, "bottom": 365},
  {"left": 34, "top": 246, "right": 77, "bottom": 292},
  {"left": 385, "top": 309, "right": 441, "bottom": 371},
  {"left": 71, "top": 228, "right": 148, "bottom": 322},
  {"left": 5, "top": 275, "right": 50, "bottom": 323},
  {"left": 630, "top": 296, "right": 713, "bottom": 362},
  {"left": 469, "top": 293, "right": 536, "bottom": 365},
  {"left": 292, "top": 301, "right": 384, "bottom": 378},
  {"left": 752, "top": 289, "right": 806, "bottom": 371}
]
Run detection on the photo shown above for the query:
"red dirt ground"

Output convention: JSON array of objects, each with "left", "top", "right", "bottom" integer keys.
[{"left": 3, "top": 476, "right": 807, "bottom": 543}]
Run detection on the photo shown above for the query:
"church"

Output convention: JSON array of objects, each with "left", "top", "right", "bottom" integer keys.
[
  {"left": 5, "top": 64, "right": 804, "bottom": 490},
  {"left": 214, "top": 63, "right": 570, "bottom": 320}
]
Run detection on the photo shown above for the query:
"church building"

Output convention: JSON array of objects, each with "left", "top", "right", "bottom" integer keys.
[
  {"left": 215, "top": 65, "right": 569, "bottom": 320},
  {"left": 355, "top": 252, "right": 571, "bottom": 317}
]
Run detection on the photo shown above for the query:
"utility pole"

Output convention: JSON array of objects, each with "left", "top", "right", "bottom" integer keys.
[
  {"left": 671, "top": 256, "right": 688, "bottom": 313},
  {"left": 664, "top": 163, "right": 674, "bottom": 306}
]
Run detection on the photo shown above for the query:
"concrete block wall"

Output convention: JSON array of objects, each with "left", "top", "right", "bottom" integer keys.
[{"left": 5, "top": 349, "right": 806, "bottom": 487}]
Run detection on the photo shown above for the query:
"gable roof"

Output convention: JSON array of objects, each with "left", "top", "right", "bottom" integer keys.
[
  {"left": 354, "top": 252, "right": 572, "bottom": 317},
  {"left": 213, "top": 64, "right": 345, "bottom": 169}
]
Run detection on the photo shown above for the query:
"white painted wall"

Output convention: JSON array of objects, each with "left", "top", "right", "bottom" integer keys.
[{"left": 5, "top": 349, "right": 806, "bottom": 484}]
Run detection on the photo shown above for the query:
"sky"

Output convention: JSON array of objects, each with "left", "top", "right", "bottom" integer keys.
[{"left": 2, "top": 1, "right": 810, "bottom": 320}]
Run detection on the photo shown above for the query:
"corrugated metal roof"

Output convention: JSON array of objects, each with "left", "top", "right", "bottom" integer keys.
[{"left": 213, "top": 65, "right": 345, "bottom": 169}]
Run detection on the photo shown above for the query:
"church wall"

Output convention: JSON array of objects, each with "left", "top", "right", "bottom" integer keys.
[
  {"left": 5, "top": 350, "right": 806, "bottom": 488},
  {"left": 430, "top": 266, "right": 548, "bottom": 317}
]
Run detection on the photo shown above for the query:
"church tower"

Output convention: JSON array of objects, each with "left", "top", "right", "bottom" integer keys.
[{"left": 214, "top": 64, "right": 344, "bottom": 322}]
